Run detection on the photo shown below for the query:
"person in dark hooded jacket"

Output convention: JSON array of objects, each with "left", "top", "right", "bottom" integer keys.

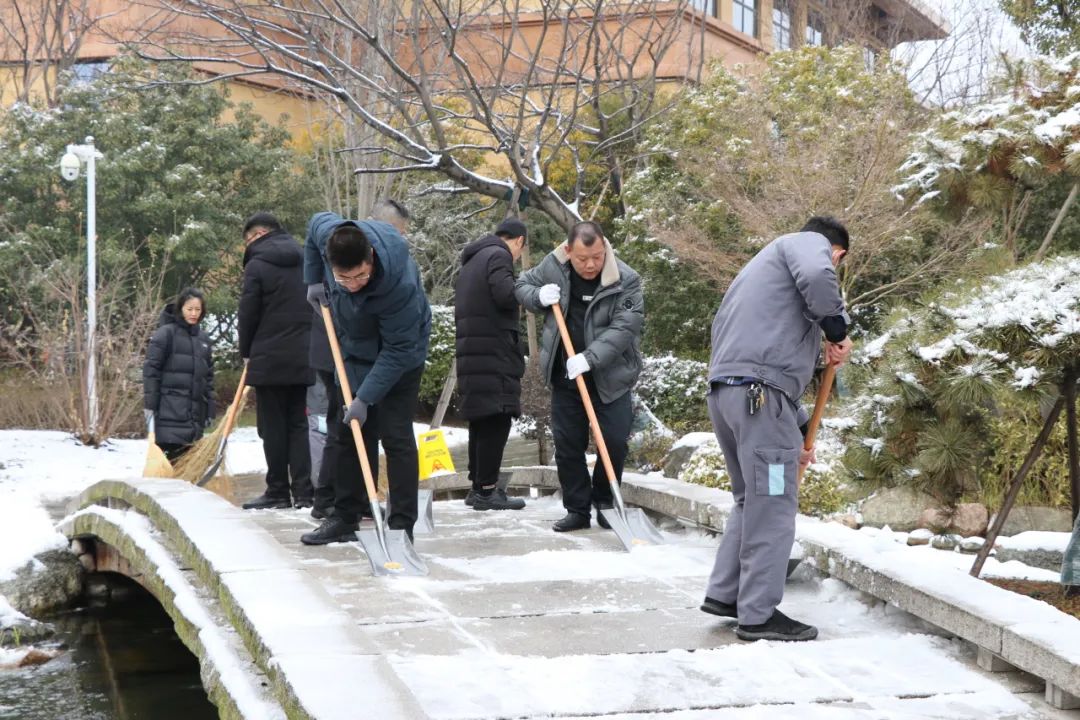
[
  {"left": 455, "top": 218, "right": 528, "bottom": 512},
  {"left": 238, "top": 212, "right": 314, "bottom": 511},
  {"left": 299, "top": 211, "right": 431, "bottom": 545},
  {"left": 143, "top": 288, "right": 214, "bottom": 460}
]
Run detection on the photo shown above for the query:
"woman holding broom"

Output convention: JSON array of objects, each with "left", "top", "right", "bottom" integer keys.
[{"left": 143, "top": 288, "right": 215, "bottom": 461}]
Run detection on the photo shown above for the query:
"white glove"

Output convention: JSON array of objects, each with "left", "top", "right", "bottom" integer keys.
[
  {"left": 566, "top": 353, "right": 590, "bottom": 380},
  {"left": 538, "top": 284, "right": 561, "bottom": 307}
]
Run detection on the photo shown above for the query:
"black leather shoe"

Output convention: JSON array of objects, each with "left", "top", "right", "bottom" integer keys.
[
  {"left": 294, "top": 497, "right": 314, "bottom": 509},
  {"left": 700, "top": 596, "right": 738, "bottom": 618},
  {"left": 300, "top": 517, "right": 359, "bottom": 545},
  {"left": 736, "top": 610, "right": 818, "bottom": 642},
  {"left": 242, "top": 494, "right": 291, "bottom": 510},
  {"left": 552, "top": 512, "right": 591, "bottom": 532},
  {"left": 594, "top": 502, "right": 613, "bottom": 529},
  {"left": 473, "top": 489, "right": 526, "bottom": 511}
]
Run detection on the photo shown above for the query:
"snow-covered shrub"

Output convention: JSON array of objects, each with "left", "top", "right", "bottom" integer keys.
[
  {"left": 679, "top": 439, "right": 730, "bottom": 491},
  {"left": 627, "top": 431, "right": 675, "bottom": 473},
  {"left": 636, "top": 355, "right": 710, "bottom": 431},
  {"left": 419, "top": 305, "right": 455, "bottom": 406}
]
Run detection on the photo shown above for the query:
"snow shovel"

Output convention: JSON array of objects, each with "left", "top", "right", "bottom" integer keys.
[
  {"left": 193, "top": 362, "right": 248, "bottom": 487},
  {"left": 143, "top": 416, "right": 175, "bottom": 478},
  {"left": 786, "top": 362, "right": 838, "bottom": 578},
  {"left": 551, "top": 303, "right": 664, "bottom": 550},
  {"left": 321, "top": 305, "right": 427, "bottom": 577}
]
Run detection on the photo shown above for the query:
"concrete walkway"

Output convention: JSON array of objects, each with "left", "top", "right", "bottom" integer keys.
[{"left": 241, "top": 489, "right": 1074, "bottom": 720}]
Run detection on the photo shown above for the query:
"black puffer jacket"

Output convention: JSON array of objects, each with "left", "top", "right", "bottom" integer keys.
[
  {"left": 454, "top": 235, "right": 525, "bottom": 419},
  {"left": 239, "top": 229, "right": 315, "bottom": 387},
  {"left": 143, "top": 304, "right": 215, "bottom": 446}
]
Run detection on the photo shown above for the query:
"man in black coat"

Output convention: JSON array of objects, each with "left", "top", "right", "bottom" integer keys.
[
  {"left": 238, "top": 212, "right": 315, "bottom": 510},
  {"left": 455, "top": 218, "right": 528, "bottom": 511}
]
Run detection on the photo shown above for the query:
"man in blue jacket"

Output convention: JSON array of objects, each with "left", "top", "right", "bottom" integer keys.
[
  {"left": 701, "top": 216, "right": 853, "bottom": 642},
  {"left": 299, "top": 211, "right": 432, "bottom": 545}
]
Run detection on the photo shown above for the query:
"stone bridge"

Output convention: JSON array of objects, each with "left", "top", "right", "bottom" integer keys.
[{"left": 58, "top": 470, "right": 1080, "bottom": 719}]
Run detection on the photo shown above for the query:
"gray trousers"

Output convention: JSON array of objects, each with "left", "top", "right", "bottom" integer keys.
[{"left": 706, "top": 383, "right": 802, "bottom": 625}]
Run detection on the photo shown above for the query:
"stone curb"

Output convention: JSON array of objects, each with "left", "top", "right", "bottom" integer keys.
[
  {"left": 58, "top": 510, "right": 276, "bottom": 720},
  {"left": 66, "top": 479, "right": 429, "bottom": 720}
]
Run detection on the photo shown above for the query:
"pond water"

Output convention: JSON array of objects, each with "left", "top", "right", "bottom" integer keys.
[{"left": 0, "top": 576, "right": 216, "bottom": 720}]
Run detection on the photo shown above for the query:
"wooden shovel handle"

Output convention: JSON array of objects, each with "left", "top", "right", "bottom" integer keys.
[
  {"left": 551, "top": 303, "right": 620, "bottom": 488},
  {"left": 321, "top": 305, "right": 380, "bottom": 502},
  {"left": 798, "top": 363, "right": 836, "bottom": 482}
]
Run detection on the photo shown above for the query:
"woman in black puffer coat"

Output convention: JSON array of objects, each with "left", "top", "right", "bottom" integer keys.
[{"left": 143, "top": 288, "right": 215, "bottom": 460}]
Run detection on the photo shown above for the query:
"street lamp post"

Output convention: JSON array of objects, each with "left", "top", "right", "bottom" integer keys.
[{"left": 60, "top": 136, "right": 104, "bottom": 440}]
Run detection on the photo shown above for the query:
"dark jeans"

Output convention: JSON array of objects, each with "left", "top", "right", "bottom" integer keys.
[
  {"left": 255, "top": 385, "right": 313, "bottom": 501},
  {"left": 551, "top": 383, "right": 632, "bottom": 517},
  {"left": 334, "top": 365, "right": 423, "bottom": 531},
  {"left": 315, "top": 369, "right": 341, "bottom": 513},
  {"left": 467, "top": 413, "right": 513, "bottom": 492}
]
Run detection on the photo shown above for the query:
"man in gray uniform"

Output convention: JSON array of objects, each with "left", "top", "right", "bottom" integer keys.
[{"left": 702, "top": 216, "right": 853, "bottom": 642}]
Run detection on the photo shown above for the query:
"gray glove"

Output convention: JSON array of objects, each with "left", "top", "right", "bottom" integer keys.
[
  {"left": 306, "top": 282, "right": 328, "bottom": 312},
  {"left": 342, "top": 397, "right": 368, "bottom": 426},
  {"left": 144, "top": 409, "right": 155, "bottom": 432}
]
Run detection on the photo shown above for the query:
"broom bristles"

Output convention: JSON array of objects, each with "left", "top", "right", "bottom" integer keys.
[{"left": 174, "top": 387, "right": 249, "bottom": 483}]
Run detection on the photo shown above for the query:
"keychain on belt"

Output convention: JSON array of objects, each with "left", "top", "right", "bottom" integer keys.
[{"left": 747, "top": 383, "right": 765, "bottom": 415}]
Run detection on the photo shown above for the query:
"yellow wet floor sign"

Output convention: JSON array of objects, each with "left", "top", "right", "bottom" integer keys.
[{"left": 418, "top": 429, "right": 455, "bottom": 479}]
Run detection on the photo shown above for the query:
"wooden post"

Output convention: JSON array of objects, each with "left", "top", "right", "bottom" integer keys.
[{"left": 971, "top": 395, "right": 1066, "bottom": 577}]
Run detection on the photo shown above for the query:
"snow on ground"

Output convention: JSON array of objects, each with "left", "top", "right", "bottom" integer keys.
[{"left": 995, "top": 531, "right": 1071, "bottom": 553}]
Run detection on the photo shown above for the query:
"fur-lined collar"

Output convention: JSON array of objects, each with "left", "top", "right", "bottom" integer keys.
[{"left": 553, "top": 238, "right": 620, "bottom": 287}]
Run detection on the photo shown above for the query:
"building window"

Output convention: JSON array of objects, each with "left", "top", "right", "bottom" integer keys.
[
  {"left": 772, "top": 0, "right": 792, "bottom": 50},
  {"left": 691, "top": 0, "right": 717, "bottom": 16},
  {"left": 71, "top": 61, "right": 109, "bottom": 84},
  {"left": 806, "top": 11, "right": 825, "bottom": 46},
  {"left": 733, "top": 0, "right": 758, "bottom": 37}
]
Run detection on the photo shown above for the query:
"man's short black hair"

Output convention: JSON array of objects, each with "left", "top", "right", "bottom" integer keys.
[
  {"left": 327, "top": 225, "right": 373, "bottom": 269},
  {"left": 801, "top": 216, "right": 849, "bottom": 251},
  {"left": 243, "top": 212, "right": 283, "bottom": 235},
  {"left": 568, "top": 221, "right": 603, "bottom": 247}
]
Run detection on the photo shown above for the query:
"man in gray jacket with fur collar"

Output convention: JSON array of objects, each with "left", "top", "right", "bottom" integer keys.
[
  {"left": 701, "top": 216, "right": 853, "bottom": 642},
  {"left": 516, "top": 221, "right": 644, "bottom": 532}
]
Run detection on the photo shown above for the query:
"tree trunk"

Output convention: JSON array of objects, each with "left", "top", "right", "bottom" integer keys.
[
  {"left": 1033, "top": 182, "right": 1079, "bottom": 262},
  {"left": 971, "top": 394, "right": 1066, "bottom": 577}
]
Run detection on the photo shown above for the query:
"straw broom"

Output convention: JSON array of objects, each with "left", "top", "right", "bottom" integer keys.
[{"left": 174, "top": 365, "right": 249, "bottom": 483}]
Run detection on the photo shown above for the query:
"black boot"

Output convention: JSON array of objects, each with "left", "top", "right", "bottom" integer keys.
[
  {"left": 552, "top": 512, "right": 590, "bottom": 532},
  {"left": 293, "top": 497, "right": 314, "bottom": 509},
  {"left": 311, "top": 506, "right": 335, "bottom": 520},
  {"left": 300, "top": 517, "right": 359, "bottom": 545},
  {"left": 594, "top": 502, "right": 613, "bottom": 530},
  {"left": 700, "top": 596, "right": 738, "bottom": 618},
  {"left": 736, "top": 610, "right": 818, "bottom": 642},
  {"left": 242, "top": 493, "right": 291, "bottom": 510},
  {"left": 464, "top": 490, "right": 477, "bottom": 507},
  {"left": 473, "top": 489, "right": 526, "bottom": 511}
]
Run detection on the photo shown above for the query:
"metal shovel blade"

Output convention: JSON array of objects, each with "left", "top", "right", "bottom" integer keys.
[
  {"left": 414, "top": 488, "right": 435, "bottom": 535},
  {"left": 600, "top": 506, "right": 665, "bottom": 550},
  {"left": 786, "top": 557, "right": 803, "bottom": 578},
  {"left": 357, "top": 527, "right": 428, "bottom": 576}
]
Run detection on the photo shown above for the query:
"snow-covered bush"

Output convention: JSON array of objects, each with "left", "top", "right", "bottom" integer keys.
[
  {"left": 420, "top": 305, "right": 455, "bottom": 406},
  {"left": 636, "top": 355, "right": 710, "bottom": 431},
  {"left": 842, "top": 255, "right": 1080, "bottom": 509},
  {"left": 679, "top": 439, "right": 730, "bottom": 491}
]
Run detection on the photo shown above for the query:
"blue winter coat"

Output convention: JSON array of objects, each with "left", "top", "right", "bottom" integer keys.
[{"left": 303, "top": 212, "right": 431, "bottom": 405}]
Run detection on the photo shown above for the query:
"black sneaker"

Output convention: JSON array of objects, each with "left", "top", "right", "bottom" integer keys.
[
  {"left": 736, "top": 610, "right": 818, "bottom": 642},
  {"left": 242, "top": 494, "right": 291, "bottom": 510},
  {"left": 594, "top": 502, "right": 613, "bottom": 529},
  {"left": 552, "top": 512, "right": 591, "bottom": 532},
  {"left": 473, "top": 489, "right": 526, "bottom": 511},
  {"left": 464, "top": 490, "right": 476, "bottom": 507},
  {"left": 700, "top": 596, "right": 737, "bottom": 618},
  {"left": 300, "top": 517, "right": 359, "bottom": 545},
  {"left": 294, "top": 497, "right": 314, "bottom": 510}
]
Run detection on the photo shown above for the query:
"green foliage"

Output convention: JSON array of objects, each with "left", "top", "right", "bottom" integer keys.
[
  {"left": 1000, "top": 0, "right": 1080, "bottom": 55},
  {"left": 0, "top": 57, "right": 320, "bottom": 333},
  {"left": 419, "top": 305, "right": 455, "bottom": 406},
  {"left": 636, "top": 355, "right": 711, "bottom": 431},
  {"left": 840, "top": 254, "right": 1080, "bottom": 508},
  {"left": 627, "top": 430, "right": 676, "bottom": 473},
  {"left": 798, "top": 472, "right": 849, "bottom": 517},
  {"left": 680, "top": 441, "right": 731, "bottom": 491}
]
